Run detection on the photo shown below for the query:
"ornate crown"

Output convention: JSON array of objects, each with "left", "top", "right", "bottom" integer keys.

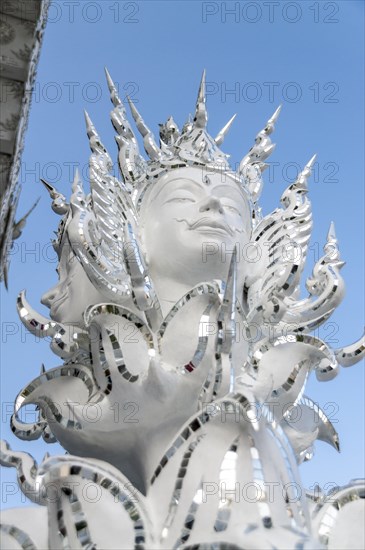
[
  {"left": 42, "top": 69, "right": 282, "bottom": 251},
  {"left": 104, "top": 68, "right": 280, "bottom": 203}
]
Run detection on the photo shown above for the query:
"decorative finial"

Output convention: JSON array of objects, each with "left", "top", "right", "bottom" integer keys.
[
  {"left": 265, "top": 104, "right": 282, "bottom": 134},
  {"left": 41, "top": 179, "right": 69, "bottom": 215},
  {"left": 70, "top": 169, "right": 86, "bottom": 214},
  {"left": 84, "top": 109, "right": 95, "bottom": 136},
  {"left": 327, "top": 221, "right": 336, "bottom": 243},
  {"left": 105, "top": 70, "right": 147, "bottom": 185},
  {"left": 127, "top": 96, "right": 161, "bottom": 160},
  {"left": 239, "top": 106, "right": 282, "bottom": 202},
  {"left": 304, "top": 153, "right": 317, "bottom": 174},
  {"left": 294, "top": 154, "right": 317, "bottom": 191},
  {"left": 104, "top": 67, "right": 122, "bottom": 107},
  {"left": 214, "top": 114, "right": 237, "bottom": 146},
  {"left": 182, "top": 114, "right": 193, "bottom": 134},
  {"left": 84, "top": 110, "right": 112, "bottom": 166},
  {"left": 159, "top": 116, "right": 180, "bottom": 145},
  {"left": 324, "top": 221, "right": 345, "bottom": 268}
]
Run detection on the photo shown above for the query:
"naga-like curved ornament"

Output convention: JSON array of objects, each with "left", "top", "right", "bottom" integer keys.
[
  {"left": 335, "top": 330, "right": 365, "bottom": 367},
  {"left": 282, "top": 223, "right": 345, "bottom": 333},
  {"left": 0, "top": 440, "right": 45, "bottom": 504},
  {"left": 11, "top": 363, "right": 98, "bottom": 442},
  {"left": 17, "top": 290, "right": 84, "bottom": 359}
]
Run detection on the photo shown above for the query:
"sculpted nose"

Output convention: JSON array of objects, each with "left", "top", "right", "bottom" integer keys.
[
  {"left": 199, "top": 196, "right": 224, "bottom": 214},
  {"left": 41, "top": 287, "right": 57, "bottom": 308}
]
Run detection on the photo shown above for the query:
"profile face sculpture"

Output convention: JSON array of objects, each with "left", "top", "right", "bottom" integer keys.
[
  {"left": 41, "top": 242, "right": 108, "bottom": 326},
  {"left": 1, "top": 70, "right": 364, "bottom": 550}
]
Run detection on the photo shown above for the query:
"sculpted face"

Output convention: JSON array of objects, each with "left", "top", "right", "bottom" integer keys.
[
  {"left": 140, "top": 166, "right": 252, "bottom": 296},
  {"left": 41, "top": 166, "right": 253, "bottom": 323},
  {"left": 41, "top": 240, "right": 105, "bottom": 326}
]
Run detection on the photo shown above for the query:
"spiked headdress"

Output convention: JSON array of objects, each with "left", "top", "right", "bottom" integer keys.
[
  {"left": 105, "top": 68, "right": 281, "bottom": 206},
  {"left": 42, "top": 69, "right": 282, "bottom": 255}
]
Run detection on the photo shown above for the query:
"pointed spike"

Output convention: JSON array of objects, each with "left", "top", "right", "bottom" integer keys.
[
  {"left": 127, "top": 96, "right": 148, "bottom": 137},
  {"left": 324, "top": 221, "right": 342, "bottom": 265},
  {"left": 159, "top": 115, "right": 180, "bottom": 145},
  {"left": 327, "top": 221, "right": 336, "bottom": 242},
  {"left": 127, "top": 96, "right": 138, "bottom": 118},
  {"left": 127, "top": 96, "right": 161, "bottom": 160},
  {"left": 193, "top": 69, "right": 208, "bottom": 128},
  {"left": 295, "top": 154, "right": 317, "bottom": 186},
  {"left": 167, "top": 116, "right": 179, "bottom": 133},
  {"left": 104, "top": 66, "right": 112, "bottom": 86},
  {"left": 305, "top": 154, "right": 317, "bottom": 170},
  {"left": 268, "top": 104, "right": 282, "bottom": 125},
  {"left": 84, "top": 109, "right": 92, "bottom": 127},
  {"left": 198, "top": 69, "right": 206, "bottom": 103},
  {"left": 214, "top": 114, "right": 237, "bottom": 146},
  {"left": 40, "top": 179, "right": 68, "bottom": 214},
  {"left": 71, "top": 168, "right": 83, "bottom": 193},
  {"left": 70, "top": 169, "right": 85, "bottom": 213},
  {"left": 84, "top": 109, "right": 97, "bottom": 139},
  {"left": 104, "top": 66, "right": 116, "bottom": 95},
  {"left": 239, "top": 105, "right": 280, "bottom": 180},
  {"left": 104, "top": 67, "right": 122, "bottom": 107},
  {"left": 182, "top": 114, "right": 193, "bottom": 134},
  {"left": 40, "top": 178, "right": 56, "bottom": 196},
  {"left": 84, "top": 110, "right": 106, "bottom": 150},
  {"left": 84, "top": 111, "right": 110, "bottom": 159},
  {"left": 40, "top": 363, "right": 46, "bottom": 374},
  {"left": 262, "top": 105, "right": 282, "bottom": 135},
  {"left": 42, "top": 452, "right": 50, "bottom": 461}
]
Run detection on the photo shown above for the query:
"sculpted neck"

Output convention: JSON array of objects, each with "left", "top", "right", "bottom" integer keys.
[{"left": 151, "top": 275, "right": 201, "bottom": 317}]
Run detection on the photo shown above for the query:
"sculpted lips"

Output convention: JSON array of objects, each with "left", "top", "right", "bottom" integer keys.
[
  {"left": 49, "top": 276, "right": 75, "bottom": 317},
  {"left": 189, "top": 216, "right": 234, "bottom": 236},
  {"left": 50, "top": 293, "right": 67, "bottom": 317}
]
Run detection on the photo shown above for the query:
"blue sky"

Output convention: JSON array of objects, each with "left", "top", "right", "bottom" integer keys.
[{"left": 1, "top": 0, "right": 364, "bottom": 508}]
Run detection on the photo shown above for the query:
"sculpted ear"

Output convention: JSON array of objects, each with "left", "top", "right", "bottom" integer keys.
[{"left": 137, "top": 223, "right": 149, "bottom": 265}]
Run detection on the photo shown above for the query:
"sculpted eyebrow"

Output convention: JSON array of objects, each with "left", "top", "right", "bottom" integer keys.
[
  {"left": 214, "top": 185, "right": 247, "bottom": 202},
  {"left": 216, "top": 185, "right": 246, "bottom": 204},
  {"left": 151, "top": 178, "right": 204, "bottom": 202}
]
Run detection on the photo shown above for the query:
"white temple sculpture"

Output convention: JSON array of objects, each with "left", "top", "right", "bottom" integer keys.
[{"left": 1, "top": 70, "right": 364, "bottom": 550}]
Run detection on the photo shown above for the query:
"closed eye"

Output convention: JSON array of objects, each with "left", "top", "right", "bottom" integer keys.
[
  {"left": 223, "top": 204, "right": 242, "bottom": 216},
  {"left": 165, "top": 197, "right": 196, "bottom": 204}
]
